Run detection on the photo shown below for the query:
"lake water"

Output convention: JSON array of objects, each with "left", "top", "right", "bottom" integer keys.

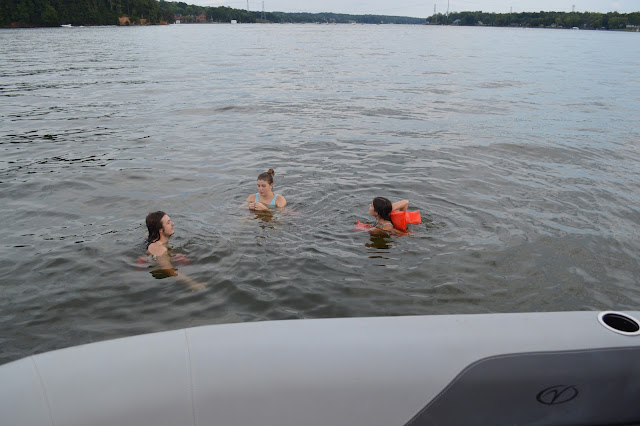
[{"left": 1, "top": 24, "right": 639, "bottom": 365}]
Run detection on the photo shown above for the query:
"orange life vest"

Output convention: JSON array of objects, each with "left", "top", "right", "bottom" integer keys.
[{"left": 390, "top": 210, "right": 422, "bottom": 231}]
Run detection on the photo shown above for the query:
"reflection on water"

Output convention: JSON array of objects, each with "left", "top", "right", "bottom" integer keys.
[
  {"left": 252, "top": 210, "right": 276, "bottom": 224},
  {"left": 150, "top": 268, "right": 173, "bottom": 280},
  {"left": 1, "top": 25, "right": 639, "bottom": 365},
  {"left": 366, "top": 234, "right": 394, "bottom": 251}
]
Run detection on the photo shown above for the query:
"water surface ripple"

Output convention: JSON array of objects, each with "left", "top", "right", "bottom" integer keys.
[{"left": 1, "top": 25, "right": 639, "bottom": 364}]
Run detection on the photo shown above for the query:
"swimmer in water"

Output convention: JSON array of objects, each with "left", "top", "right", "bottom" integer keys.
[
  {"left": 145, "top": 211, "right": 205, "bottom": 291},
  {"left": 246, "top": 169, "right": 287, "bottom": 211},
  {"left": 369, "top": 197, "right": 409, "bottom": 234}
]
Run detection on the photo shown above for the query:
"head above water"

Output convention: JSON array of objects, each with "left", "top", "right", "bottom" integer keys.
[
  {"left": 146, "top": 211, "right": 172, "bottom": 245},
  {"left": 257, "top": 168, "right": 275, "bottom": 185},
  {"left": 372, "top": 197, "right": 392, "bottom": 221}
]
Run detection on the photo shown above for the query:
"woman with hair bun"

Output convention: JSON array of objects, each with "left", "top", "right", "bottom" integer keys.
[{"left": 246, "top": 168, "right": 287, "bottom": 211}]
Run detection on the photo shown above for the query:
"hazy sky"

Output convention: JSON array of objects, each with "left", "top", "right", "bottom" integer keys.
[{"left": 191, "top": 0, "right": 638, "bottom": 18}]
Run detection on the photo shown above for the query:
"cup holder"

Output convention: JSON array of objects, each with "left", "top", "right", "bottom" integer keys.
[{"left": 598, "top": 311, "right": 640, "bottom": 336}]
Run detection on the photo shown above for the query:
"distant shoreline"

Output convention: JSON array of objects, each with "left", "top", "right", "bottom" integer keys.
[
  {"left": 2, "top": 4, "right": 639, "bottom": 30},
  {"left": 4, "top": 22, "right": 639, "bottom": 32}
]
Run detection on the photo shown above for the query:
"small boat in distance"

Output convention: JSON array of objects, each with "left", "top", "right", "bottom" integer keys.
[{"left": 60, "top": 24, "right": 72, "bottom": 27}]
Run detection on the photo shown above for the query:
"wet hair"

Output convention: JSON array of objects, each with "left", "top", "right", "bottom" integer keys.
[
  {"left": 372, "top": 197, "right": 392, "bottom": 221},
  {"left": 257, "top": 168, "right": 275, "bottom": 185},
  {"left": 145, "top": 211, "right": 166, "bottom": 248}
]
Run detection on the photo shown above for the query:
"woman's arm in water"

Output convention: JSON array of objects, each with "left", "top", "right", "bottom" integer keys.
[
  {"left": 275, "top": 194, "right": 287, "bottom": 210},
  {"left": 392, "top": 200, "right": 409, "bottom": 212},
  {"left": 246, "top": 194, "right": 286, "bottom": 211},
  {"left": 246, "top": 194, "right": 270, "bottom": 211}
]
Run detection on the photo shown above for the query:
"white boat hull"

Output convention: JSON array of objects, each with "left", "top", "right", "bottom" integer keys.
[{"left": 1, "top": 311, "right": 639, "bottom": 425}]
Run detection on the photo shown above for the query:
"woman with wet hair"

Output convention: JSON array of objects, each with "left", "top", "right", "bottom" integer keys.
[
  {"left": 246, "top": 168, "right": 287, "bottom": 210},
  {"left": 369, "top": 197, "right": 409, "bottom": 232}
]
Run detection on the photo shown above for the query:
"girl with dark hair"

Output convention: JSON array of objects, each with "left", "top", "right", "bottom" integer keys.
[
  {"left": 143, "top": 211, "right": 205, "bottom": 291},
  {"left": 246, "top": 168, "right": 287, "bottom": 210},
  {"left": 368, "top": 197, "right": 410, "bottom": 233}
]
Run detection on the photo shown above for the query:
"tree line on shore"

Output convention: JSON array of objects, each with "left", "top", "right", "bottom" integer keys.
[
  {"left": 428, "top": 11, "right": 640, "bottom": 30},
  {"left": 2, "top": 0, "right": 170, "bottom": 27},
  {"left": 2, "top": 0, "right": 638, "bottom": 29},
  {"left": 161, "top": 2, "right": 425, "bottom": 24},
  {"left": 0, "top": 0, "right": 424, "bottom": 26}
]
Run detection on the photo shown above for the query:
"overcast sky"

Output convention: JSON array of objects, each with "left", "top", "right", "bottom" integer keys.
[{"left": 190, "top": 0, "right": 638, "bottom": 18}]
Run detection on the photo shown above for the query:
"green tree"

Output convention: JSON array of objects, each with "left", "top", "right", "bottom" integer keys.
[
  {"left": 40, "top": 4, "right": 59, "bottom": 25},
  {"left": 608, "top": 16, "right": 626, "bottom": 29},
  {"left": 628, "top": 12, "right": 640, "bottom": 25},
  {"left": 565, "top": 13, "right": 581, "bottom": 28},
  {"left": 14, "top": 0, "right": 31, "bottom": 25}
]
